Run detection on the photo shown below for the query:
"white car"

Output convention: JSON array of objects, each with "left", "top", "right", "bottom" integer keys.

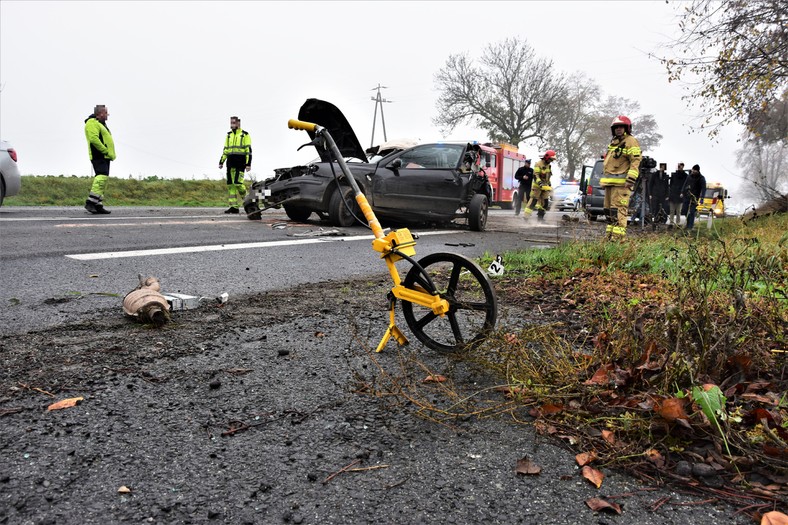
[
  {"left": 0, "top": 140, "right": 21, "bottom": 206},
  {"left": 553, "top": 184, "right": 582, "bottom": 211}
]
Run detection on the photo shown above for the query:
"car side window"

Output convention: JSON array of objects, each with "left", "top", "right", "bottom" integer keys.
[{"left": 398, "top": 144, "right": 464, "bottom": 169}]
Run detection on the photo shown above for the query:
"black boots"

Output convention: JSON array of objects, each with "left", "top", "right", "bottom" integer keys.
[{"left": 85, "top": 200, "right": 111, "bottom": 214}]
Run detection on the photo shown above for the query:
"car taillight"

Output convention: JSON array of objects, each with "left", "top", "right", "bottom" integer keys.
[
  {"left": 587, "top": 185, "right": 593, "bottom": 195},
  {"left": 8, "top": 148, "right": 17, "bottom": 162}
]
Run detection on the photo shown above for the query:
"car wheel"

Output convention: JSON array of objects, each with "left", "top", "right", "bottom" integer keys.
[
  {"left": 284, "top": 205, "right": 312, "bottom": 222},
  {"left": 0, "top": 178, "right": 5, "bottom": 207},
  {"left": 469, "top": 194, "right": 488, "bottom": 232},
  {"left": 243, "top": 199, "right": 261, "bottom": 220},
  {"left": 328, "top": 186, "right": 360, "bottom": 227}
]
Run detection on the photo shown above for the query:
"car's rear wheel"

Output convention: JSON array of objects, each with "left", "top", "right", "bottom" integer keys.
[
  {"left": 284, "top": 205, "right": 312, "bottom": 222},
  {"left": 328, "top": 186, "right": 360, "bottom": 227},
  {"left": 0, "top": 178, "right": 5, "bottom": 207},
  {"left": 469, "top": 194, "right": 488, "bottom": 232}
]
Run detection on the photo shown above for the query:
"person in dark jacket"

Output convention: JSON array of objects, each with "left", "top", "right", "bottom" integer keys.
[
  {"left": 681, "top": 164, "right": 706, "bottom": 231},
  {"left": 668, "top": 162, "right": 687, "bottom": 228},
  {"left": 513, "top": 159, "right": 533, "bottom": 216},
  {"left": 648, "top": 162, "right": 670, "bottom": 229}
]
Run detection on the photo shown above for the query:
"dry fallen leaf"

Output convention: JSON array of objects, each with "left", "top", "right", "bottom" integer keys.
[
  {"left": 540, "top": 403, "right": 563, "bottom": 415},
  {"left": 584, "top": 364, "right": 614, "bottom": 386},
  {"left": 601, "top": 430, "right": 615, "bottom": 445},
  {"left": 314, "top": 331, "right": 325, "bottom": 338},
  {"left": 654, "top": 397, "right": 690, "bottom": 423},
  {"left": 581, "top": 465, "right": 605, "bottom": 488},
  {"left": 645, "top": 448, "right": 665, "bottom": 468},
  {"left": 515, "top": 456, "right": 542, "bottom": 476},
  {"left": 117, "top": 485, "right": 132, "bottom": 494},
  {"left": 761, "top": 511, "right": 788, "bottom": 525},
  {"left": 47, "top": 397, "right": 84, "bottom": 411},
  {"left": 504, "top": 333, "right": 518, "bottom": 344},
  {"left": 422, "top": 375, "right": 447, "bottom": 383},
  {"left": 585, "top": 497, "right": 622, "bottom": 514},
  {"left": 575, "top": 451, "right": 598, "bottom": 467}
]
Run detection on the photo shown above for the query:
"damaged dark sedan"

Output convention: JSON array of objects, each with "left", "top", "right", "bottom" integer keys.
[{"left": 243, "top": 99, "right": 493, "bottom": 231}]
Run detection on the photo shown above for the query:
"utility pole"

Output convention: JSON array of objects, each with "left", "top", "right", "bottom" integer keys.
[{"left": 370, "top": 84, "right": 392, "bottom": 148}]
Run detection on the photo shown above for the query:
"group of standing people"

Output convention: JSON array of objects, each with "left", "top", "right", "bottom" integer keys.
[
  {"left": 83, "top": 107, "right": 252, "bottom": 215},
  {"left": 645, "top": 162, "right": 707, "bottom": 231}
]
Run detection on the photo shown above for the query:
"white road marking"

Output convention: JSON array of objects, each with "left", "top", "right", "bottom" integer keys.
[
  {"left": 55, "top": 220, "right": 243, "bottom": 228},
  {"left": 65, "top": 231, "right": 459, "bottom": 260},
  {"left": 0, "top": 214, "right": 233, "bottom": 222}
]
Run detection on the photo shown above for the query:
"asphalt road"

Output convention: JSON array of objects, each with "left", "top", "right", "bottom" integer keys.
[{"left": 0, "top": 206, "right": 585, "bottom": 336}]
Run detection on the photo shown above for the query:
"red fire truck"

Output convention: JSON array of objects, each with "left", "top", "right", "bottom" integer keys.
[{"left": 476, "top": 142, "right": 528, "bottom": 209}]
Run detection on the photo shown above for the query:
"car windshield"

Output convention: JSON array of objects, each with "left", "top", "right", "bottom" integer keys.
[
  {"left": 397, "top": 144, "right": 465, "bottom": 169},
  {"left": 553, "top": 185, "right": 579, "bottom": 198},
  {"left": 703, "top": 188, "right": 721, "bottom": 198}
]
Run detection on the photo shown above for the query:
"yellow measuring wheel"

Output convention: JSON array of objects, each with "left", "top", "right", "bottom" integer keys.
[{"left": 288, "top": 119, "right": 498, "bottom": 353}]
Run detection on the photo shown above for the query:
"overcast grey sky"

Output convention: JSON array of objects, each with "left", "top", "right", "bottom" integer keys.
[{"left": 0, "top": 1, "right": 746, "bottom": 199}]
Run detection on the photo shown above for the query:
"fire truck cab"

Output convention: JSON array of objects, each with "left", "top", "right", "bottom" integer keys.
[
  {"left": 697, "top": 182, "right": 729, "bottom": 218},
  {"left": 476, "top": 142, "right": 528, "bottom": 209}
]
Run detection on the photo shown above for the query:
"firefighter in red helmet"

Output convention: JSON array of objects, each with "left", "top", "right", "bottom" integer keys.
[
  {"left": 600, "top": 116, "right": 641, "bottom": 239},
  {"left": 524, "top": 149, "right": 556, "bottom": 221}
]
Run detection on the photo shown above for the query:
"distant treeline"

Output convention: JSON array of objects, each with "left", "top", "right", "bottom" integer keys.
[{"left": 4, "top": 175, "right": 229, "bottom": 207}]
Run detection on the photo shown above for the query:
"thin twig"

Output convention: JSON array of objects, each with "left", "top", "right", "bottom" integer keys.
[
  {"left": 323, "top": 459, "right": 361, "bottom": 484},
  {"left": 348, "top": 464, "right": 389, "bottom": 473}
]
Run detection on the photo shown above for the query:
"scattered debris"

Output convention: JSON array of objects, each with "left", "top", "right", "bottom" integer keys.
[
  {"left": 47, "top": 397, "right": 84, "bottom": 411},
  {"left": 161, "top": 292, "right": 201, "bottom": 311},
  {"left": 289, "top": 228, "right": 345, "bottom": 237},
  {"left": 515, "top": 455, "right": 542, "bottom": 475},
  {"left": 122, "top": 275, "right": 170, "bottom": 326},
  {"left": 117, "top": 486, "right": 132, "bottom": 494}
]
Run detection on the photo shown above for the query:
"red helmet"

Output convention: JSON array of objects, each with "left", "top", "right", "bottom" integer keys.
[
  {"left": 611, "top": 115, "right": 632, "bottom": 135},
  {"left": 543, "top": 149, "right": 557, "bottom": 160}
]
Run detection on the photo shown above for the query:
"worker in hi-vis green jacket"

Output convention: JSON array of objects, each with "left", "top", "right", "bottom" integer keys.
[
  {"left": 84, "top": 104, "right": 116, "bottom": 214},
  {"left": 218, "top": 116, "right": 252, "bottom": 214}
]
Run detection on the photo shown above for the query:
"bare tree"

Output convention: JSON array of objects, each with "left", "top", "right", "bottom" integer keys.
[
  {"left": 736, "top": 139, "right": 788, "bottom": 203},
  {"left": 433, "top": 38, "right": 566, "bottom": 145},
  {"left": 659, "top": 0, "right": 788, "bottom": 138},
  {"left": 541, "top": 73, "right": 602, "bottom": 180}
]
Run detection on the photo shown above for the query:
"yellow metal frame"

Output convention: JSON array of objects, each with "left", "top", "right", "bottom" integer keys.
[{"left": 289, "top": 118, "right": 450, "bottom": 352}]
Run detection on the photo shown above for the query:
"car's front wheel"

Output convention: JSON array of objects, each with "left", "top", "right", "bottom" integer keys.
[
  {"left": 468, "top": 194, "right": 488, "bottom": 232},
  {"left": 243, "top": 199, "right": 261, "bottom": 220},
  {"left": 284, "top": 205, "right": 312, "bottom": 222},
  {"left": 328, "top": 186, "right": 360, "bottom": 227}
]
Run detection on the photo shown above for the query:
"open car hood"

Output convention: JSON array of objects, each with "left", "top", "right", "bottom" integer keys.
[{"left": 297, "top": 99, "right": 368, "bottom": 163}]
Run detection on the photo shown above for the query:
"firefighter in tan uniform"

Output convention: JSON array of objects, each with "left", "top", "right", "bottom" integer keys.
[
  {"left": 601, "top": 116, "right": 641, "bottom": 239},
  {"left": 523, "top": 150, "right": 556, "bottom": 221}
]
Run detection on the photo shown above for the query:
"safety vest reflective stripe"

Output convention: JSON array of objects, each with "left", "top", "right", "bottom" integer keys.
[
  {"left": 611, "top": 226, "right": 626, "bottom": 236},
  {"left": 607, "top": 144, "right": 641, "bottom": 156},
  {"left": 600, "top": 175, "right": 627, "bottom": 186}
]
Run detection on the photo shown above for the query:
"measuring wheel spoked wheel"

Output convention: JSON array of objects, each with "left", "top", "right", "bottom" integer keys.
[{"left": 401, "top": 252, "right": 497, "bottom": 353}]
